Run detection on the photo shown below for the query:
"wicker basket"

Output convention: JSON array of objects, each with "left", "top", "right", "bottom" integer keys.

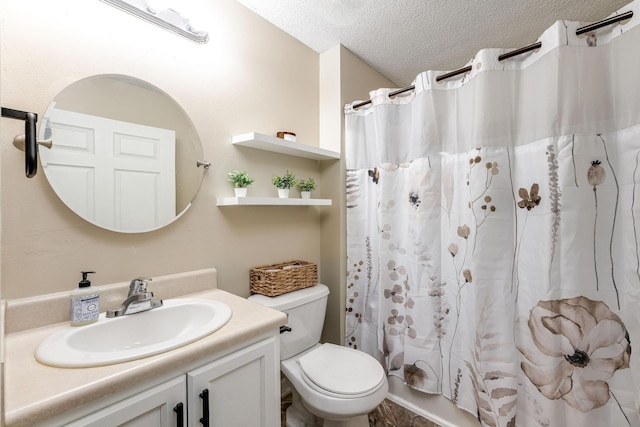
[{"left": 250, "top": 260, "right": 318, "bottom": 296}]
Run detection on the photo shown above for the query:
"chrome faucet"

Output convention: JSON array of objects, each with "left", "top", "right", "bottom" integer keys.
[{"left": 106, "top": 277, "right": 163, "bottom": 318}]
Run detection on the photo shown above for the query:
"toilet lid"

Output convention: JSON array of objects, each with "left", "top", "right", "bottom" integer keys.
[{"left": 297, "top": 343, "right": 385, "bottom": 395}]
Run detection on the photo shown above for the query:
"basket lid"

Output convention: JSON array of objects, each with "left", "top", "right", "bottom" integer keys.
[{"left": 248, "top": 283, "right": 328, "bottom": 311}]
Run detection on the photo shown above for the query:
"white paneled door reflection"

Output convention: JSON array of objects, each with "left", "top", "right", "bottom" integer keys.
[{"left": 40, "top": 107, "right": 176, "bottom": 232}]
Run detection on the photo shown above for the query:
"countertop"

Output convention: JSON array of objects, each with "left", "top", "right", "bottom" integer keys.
[{"left": 3, "top": 269, "right": 287, "bottom": 427}]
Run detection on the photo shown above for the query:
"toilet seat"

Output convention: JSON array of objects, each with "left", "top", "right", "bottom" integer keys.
[{"left": 297, "top": 343, "right": 385, "bottom": 398}]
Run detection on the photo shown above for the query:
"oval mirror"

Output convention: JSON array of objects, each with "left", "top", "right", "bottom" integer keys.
[{"left": 38, "top": 74, "right": 206, "bottom": 233}]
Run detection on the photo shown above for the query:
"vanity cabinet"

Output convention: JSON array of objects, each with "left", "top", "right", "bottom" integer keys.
[
  {"left": 65, "top": 377, "right": 187, "bottom": 427},
  {"left": 61, "top": 337, "right": 279, "bottom": 427},
  {"left": 188, "top": 337, "right": 279, "bottom": 426}
]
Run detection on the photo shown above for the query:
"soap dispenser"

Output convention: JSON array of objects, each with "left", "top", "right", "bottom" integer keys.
[{"left": 70, "top": 271, "right": 99, "bottom": 326}]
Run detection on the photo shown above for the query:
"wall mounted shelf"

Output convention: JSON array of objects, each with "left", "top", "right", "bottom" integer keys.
[
  {"left": 232, "top": 132, "right": 340, "bottom": 161},
  {"left": 217, "top": 197, "right": 332, "bottom": 207}
]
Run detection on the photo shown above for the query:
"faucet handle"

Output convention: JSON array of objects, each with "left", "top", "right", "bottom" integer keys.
[{"left": 129, "top": 277, "right": 152, "bottom": 295}]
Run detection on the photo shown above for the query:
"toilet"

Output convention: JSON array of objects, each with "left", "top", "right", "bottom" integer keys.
[{"left": 249, "top": 284, "right": 388, "bottom": 427}]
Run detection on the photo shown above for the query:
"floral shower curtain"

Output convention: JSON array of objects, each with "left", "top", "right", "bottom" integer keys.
[{"left": 345, "top": 2, "right": 640, "bottom": 426}]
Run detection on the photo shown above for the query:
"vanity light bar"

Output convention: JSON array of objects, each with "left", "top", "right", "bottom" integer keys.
[{"left": 101, "top": 0, "right": 209, "bottom": 44}]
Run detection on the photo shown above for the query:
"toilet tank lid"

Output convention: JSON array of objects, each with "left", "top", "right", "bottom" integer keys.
[{"left": 248, "top": 283, "right": 329, "bottom": 311}]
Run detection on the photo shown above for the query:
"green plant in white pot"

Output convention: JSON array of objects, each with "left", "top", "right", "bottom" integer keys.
[
  {"left": 272, "top": 170, "right": 296, "bottom": 198},
  {"left": 296, "top": 177, "right": 316, "bottom": 199},
  {"left": 228, "top": 170, "right": 254, "bottom": 197}
]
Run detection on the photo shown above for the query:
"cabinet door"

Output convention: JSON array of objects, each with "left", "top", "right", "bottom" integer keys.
[
  {"left": 187, "top": 337, "right": 280, "bottom": 427},
  {"left": 65, "top": 376, "right": 186, "bottom": 427}
]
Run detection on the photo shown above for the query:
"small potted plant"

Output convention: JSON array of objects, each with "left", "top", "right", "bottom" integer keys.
[
  {"left": 228, "top": 170, "right": 255, "bottom": 197},
  {"left": 272, "top": 170, "right": 296, "bottom": 198},
  {"left": 296, "top": 177, "right": 316, "bottom": 199}
]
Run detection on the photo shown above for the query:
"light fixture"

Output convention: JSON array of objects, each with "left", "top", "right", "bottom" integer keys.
[{"left": 101, "top": 0, "right": 209, "bottom": 44}]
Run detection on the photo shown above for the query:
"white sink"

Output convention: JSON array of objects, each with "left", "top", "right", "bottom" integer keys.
[{"left": 35, "top": 298, "right": 232, "bottom": 368}]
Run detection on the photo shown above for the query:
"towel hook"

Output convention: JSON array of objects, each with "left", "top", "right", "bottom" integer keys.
[
  {"left": 197, "top": 160, "right": 211, "bottom": 170},
  {"left": 2, "top": 107, "right": 40, "bottom": 178}
]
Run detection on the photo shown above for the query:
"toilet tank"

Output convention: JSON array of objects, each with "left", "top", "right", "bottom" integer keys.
[{"left": 248, "top": 284, "right": 329, "bottom": 360}]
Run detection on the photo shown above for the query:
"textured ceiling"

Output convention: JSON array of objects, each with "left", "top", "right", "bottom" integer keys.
[{"left": 235, "top": 0, "right": 632, "bottom": 86}]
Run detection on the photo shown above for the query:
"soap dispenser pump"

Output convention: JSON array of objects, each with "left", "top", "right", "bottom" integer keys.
[{"left": 70, "top": 271, "right": 99, "bottom": 326}]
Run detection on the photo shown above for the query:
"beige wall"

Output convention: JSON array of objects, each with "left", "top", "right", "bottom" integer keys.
[
  {"left": 0, "top": 0, "right": 323, "bottom": 300},
  {"left": 319, "top": 46, "right": 395, "bottom": 344},
  {"left": 1, "top": 0, "right": 393, "bottom": 347},
  {"left": 0, "top": 0, "right": 425, "bottom": 423}
]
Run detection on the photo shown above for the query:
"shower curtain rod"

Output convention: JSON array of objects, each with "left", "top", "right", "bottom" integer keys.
[{"left": 351, "top": 10, "right": 634, "bottom": 110}]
